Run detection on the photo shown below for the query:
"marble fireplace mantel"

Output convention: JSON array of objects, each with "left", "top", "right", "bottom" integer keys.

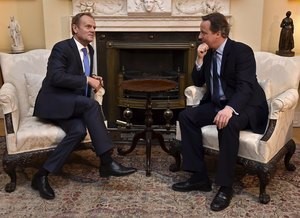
[{"left": 72, "top": 0, "right": 231, "bottom": 32}]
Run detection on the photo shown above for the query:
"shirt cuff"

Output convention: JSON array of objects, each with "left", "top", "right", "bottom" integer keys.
[
  {"left": 195, "top": 59, "right": 203, "bottom": 71},
  {"left": 227, "top": 105, "right": 239, "bottom": 115}
]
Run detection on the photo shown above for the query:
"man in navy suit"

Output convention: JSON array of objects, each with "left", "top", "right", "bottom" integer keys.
[
  {"left": 172, "top": 12, "right": 268, "bottom": 211},
  {"left": 32, "top": 12, "right": 136, "bottom": 200}
]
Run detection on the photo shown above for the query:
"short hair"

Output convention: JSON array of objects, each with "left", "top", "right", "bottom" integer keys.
[
  {"left": 71, "top": 12, "right": 95, "bottom": 35},
  {"left": 201, "top": 12, "right": 230, "bottom": 38}
]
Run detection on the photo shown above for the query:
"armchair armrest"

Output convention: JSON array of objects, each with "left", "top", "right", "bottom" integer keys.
[
  {"left": 0, "top": 83, "right": 20, "bottom": 150},
  {"left": 0, "top": 83, "right": 20, "bottom": 132},
  {"left": 261, "top": 89, "right": 298, "bottom": 142},
  {"left": 269, "top": 89, "right": 299, "bottom": 120},
  {"left": 185, "top": 85, "right": 206, "bottom": 106},
  {"left": 0, "top": 83, "right": 19, "bottom": 114}
]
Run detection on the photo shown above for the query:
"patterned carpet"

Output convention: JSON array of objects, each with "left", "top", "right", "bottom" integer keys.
[{"left": 0, "top": 139, "right": 300, "bottom": 217}]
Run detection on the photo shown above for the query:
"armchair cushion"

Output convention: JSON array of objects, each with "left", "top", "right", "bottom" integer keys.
[
  {"left": 259, "top": 79, "right": 271, "bottom": 101},
  {"left": 16, "top": 116, "right": 64, "bottom": 154},
  {"left": 24, "top": 73, "right": 43, "bottom": 116}
]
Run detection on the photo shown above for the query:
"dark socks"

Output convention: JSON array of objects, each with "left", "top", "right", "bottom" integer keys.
[
  {"left": 189, "top": 172, "right": 210, "bottom": 183},
  {"left": 219, "top": 186, "right": 233, "bottom": 195},
  {"left": 100, "top": 150, "right": 113, "bottom": 165},
  {"left": 36, "top": 167, "right": 49, "bottom": 177}
]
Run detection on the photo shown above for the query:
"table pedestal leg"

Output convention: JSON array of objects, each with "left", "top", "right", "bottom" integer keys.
[{"left": 117, "top": 93, "right": 173, "bottom": 176}]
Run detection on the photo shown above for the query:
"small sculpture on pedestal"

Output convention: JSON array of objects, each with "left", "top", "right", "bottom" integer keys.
[
  {"left": 8, "top": 16, "right": 24, "bottom": 53},
  {"left": 276, "top": 11, "right": 295, "bottom": 57}
]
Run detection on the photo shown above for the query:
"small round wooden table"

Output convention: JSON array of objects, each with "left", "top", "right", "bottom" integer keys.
[{"left": 119, "top": 79, "right": 177, "bottom": 176}]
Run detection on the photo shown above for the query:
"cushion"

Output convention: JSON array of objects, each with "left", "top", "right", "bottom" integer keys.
[
  {"left": 201, "top": 125, "right": 269, "bottom": 163},
  {"left": 10, "top": 116, "right": 64, "bottom": 154},
  {"left": 10, "top": 116, "right": 92, "bottom": 155},
  {"left": 24, "top": 73, "right": 44, "bottom": 116},
  {"left": 258, "top": 79, "right": 271, "bottom": 100}
]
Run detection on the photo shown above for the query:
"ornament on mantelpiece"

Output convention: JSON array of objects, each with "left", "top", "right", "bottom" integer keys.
[
  {"left": 127, "top": 0, "right": 171, "bottom": 15},
  {"left": 79, "top": 0, "right": 95, "bottom": 13},
  {"left": 135, "top": 0, "right": 164, "bottom": 12},
  {"left": 276, "top": 11, "right": 295, "bottom": 57},
  {"left": 8, "top": 16, "right": 24, "bottom": 54}
]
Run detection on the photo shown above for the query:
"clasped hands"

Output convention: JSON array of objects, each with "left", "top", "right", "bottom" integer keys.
[{"left": 88, "top": 75, "right": 104, "bottom": 93}]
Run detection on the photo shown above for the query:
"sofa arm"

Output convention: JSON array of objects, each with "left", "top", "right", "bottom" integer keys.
[
  {"left": 269, "top": 89, "right": 299, "bottom": 120},
  {"left": 185, "top": 85, "right": 206, "bottom": 106}
]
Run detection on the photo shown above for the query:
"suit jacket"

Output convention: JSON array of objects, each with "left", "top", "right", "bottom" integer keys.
[
  {"left": 33, "top": 38, "right": 94, "bottom": 119},
  {"left": 192, "top": 38, "right": 268, "bottom": 134}
]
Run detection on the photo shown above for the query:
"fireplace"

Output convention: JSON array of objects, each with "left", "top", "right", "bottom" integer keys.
[
  {"left": 71, "top": 0, "right": 231, "bottom": 128},
  {"left": 96, "top": 32, "right": 198, "bottom": 127}
]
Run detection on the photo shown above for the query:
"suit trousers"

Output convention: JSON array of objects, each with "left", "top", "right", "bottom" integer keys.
[
  {"left": 179, "top": 102, "right": 249, "bottom": 187},
  {"left": 43, "top": 95, "right": 114, "bottom": 173}
]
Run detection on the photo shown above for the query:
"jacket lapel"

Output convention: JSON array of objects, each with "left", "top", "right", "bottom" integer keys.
[
  {"left": 220, "top": 38, "right": 232, "bottom": 76},
  {"left": 69, "top": 39, "right": 84, "bottom": 74},
  {"left": 87, "top": 44, "right": 94, "bottom": 75}
]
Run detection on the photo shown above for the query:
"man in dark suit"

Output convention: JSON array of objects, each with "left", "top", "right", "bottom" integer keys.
[
  {"left": 32, "top": 12, "right": 136, "bottom": 200},
  {"left": 172, "top": 12, "right": 268, "bottom": 211}
]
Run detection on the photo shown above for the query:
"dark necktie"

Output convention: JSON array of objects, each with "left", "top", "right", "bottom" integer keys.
[
  {"left": 212, "top": 51, "right": 221, "bottom": 107},
  {"left": 82, "top": 48, "right": 90, "bottom": 95}
]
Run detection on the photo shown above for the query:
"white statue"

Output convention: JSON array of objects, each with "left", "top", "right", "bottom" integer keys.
[{"left": 8, "top": 16, "right": 24, "bottom": 53}]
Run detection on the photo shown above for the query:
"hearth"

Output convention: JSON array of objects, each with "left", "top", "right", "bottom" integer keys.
[{"left": 96, "top": 32, "right": 198, "bottom": 127}]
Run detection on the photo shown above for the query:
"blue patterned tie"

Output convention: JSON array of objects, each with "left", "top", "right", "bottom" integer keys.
[
  {"left": 82, "top": 48, "right": 90, "bottom": 95},
  {"left": 212, "top": 51, "right": 221, "bottom": 107}
]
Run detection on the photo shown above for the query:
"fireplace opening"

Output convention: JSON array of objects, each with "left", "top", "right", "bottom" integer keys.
[
  {"left": 120, "top": 48, "right": 184, "bottom": 100},
  {"left": 96, "top": 32, "right": 198, "bottom": 127}
]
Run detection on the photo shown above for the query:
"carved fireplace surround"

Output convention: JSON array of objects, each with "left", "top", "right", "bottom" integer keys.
[{"left": 72, "top": 0, "right": 231, "bottom": 127}]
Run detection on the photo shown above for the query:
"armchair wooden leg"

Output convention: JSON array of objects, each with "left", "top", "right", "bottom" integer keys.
[
  {"left": 3, "top": 154, "right": 17, "bottom": 192},
  {"left": 284, "top": 139, "right": 296, "bottom": 171},
  {"left": 257, "top": 168, "right": 271, "bottom": 204}
]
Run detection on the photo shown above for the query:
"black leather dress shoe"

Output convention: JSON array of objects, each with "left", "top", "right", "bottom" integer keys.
[
  {"left": 99, "top": 160, "right": 137, "bottom": 177},
  {"left": 172, "top": 179, "right": 212, "bottom": 192},
  {"left": 31, "top": 174, "right": 55, "bottom": 200},
  {"left": 210, "top": 187, "right": 233, "bottom": 211}
]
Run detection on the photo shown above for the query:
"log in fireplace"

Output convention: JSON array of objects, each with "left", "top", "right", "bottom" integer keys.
[{"left": 96, "top": 32, "right": 199, "bottom": 127}]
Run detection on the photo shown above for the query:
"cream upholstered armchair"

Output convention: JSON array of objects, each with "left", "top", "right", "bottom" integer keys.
[
  {"left": 0, "top": 49, "right": 105, "bottom": 193},
  {"left": 171, "top": 51, "right": 300, "bottom": 204}
]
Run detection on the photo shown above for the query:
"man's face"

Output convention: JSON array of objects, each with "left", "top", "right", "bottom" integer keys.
[
  {"left": 73, "top": 15, "right": 96, "bottom": 46},
  {"left": 198, "top": 20, "right": 220, "bottom": 49}
]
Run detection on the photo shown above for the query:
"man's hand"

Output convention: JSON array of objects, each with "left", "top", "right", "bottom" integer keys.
[
  {"left": 213, "top": 106, "right": 233, "bottom": 129},
  {"left": 196, "top": 43, "right": 209, "bottom": 65},
  {"left": 87, "top": 76, "right": 104, "bottom": 92},
  {"left": 92, "top": 75, "right": 104, "bottom": 87}
]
